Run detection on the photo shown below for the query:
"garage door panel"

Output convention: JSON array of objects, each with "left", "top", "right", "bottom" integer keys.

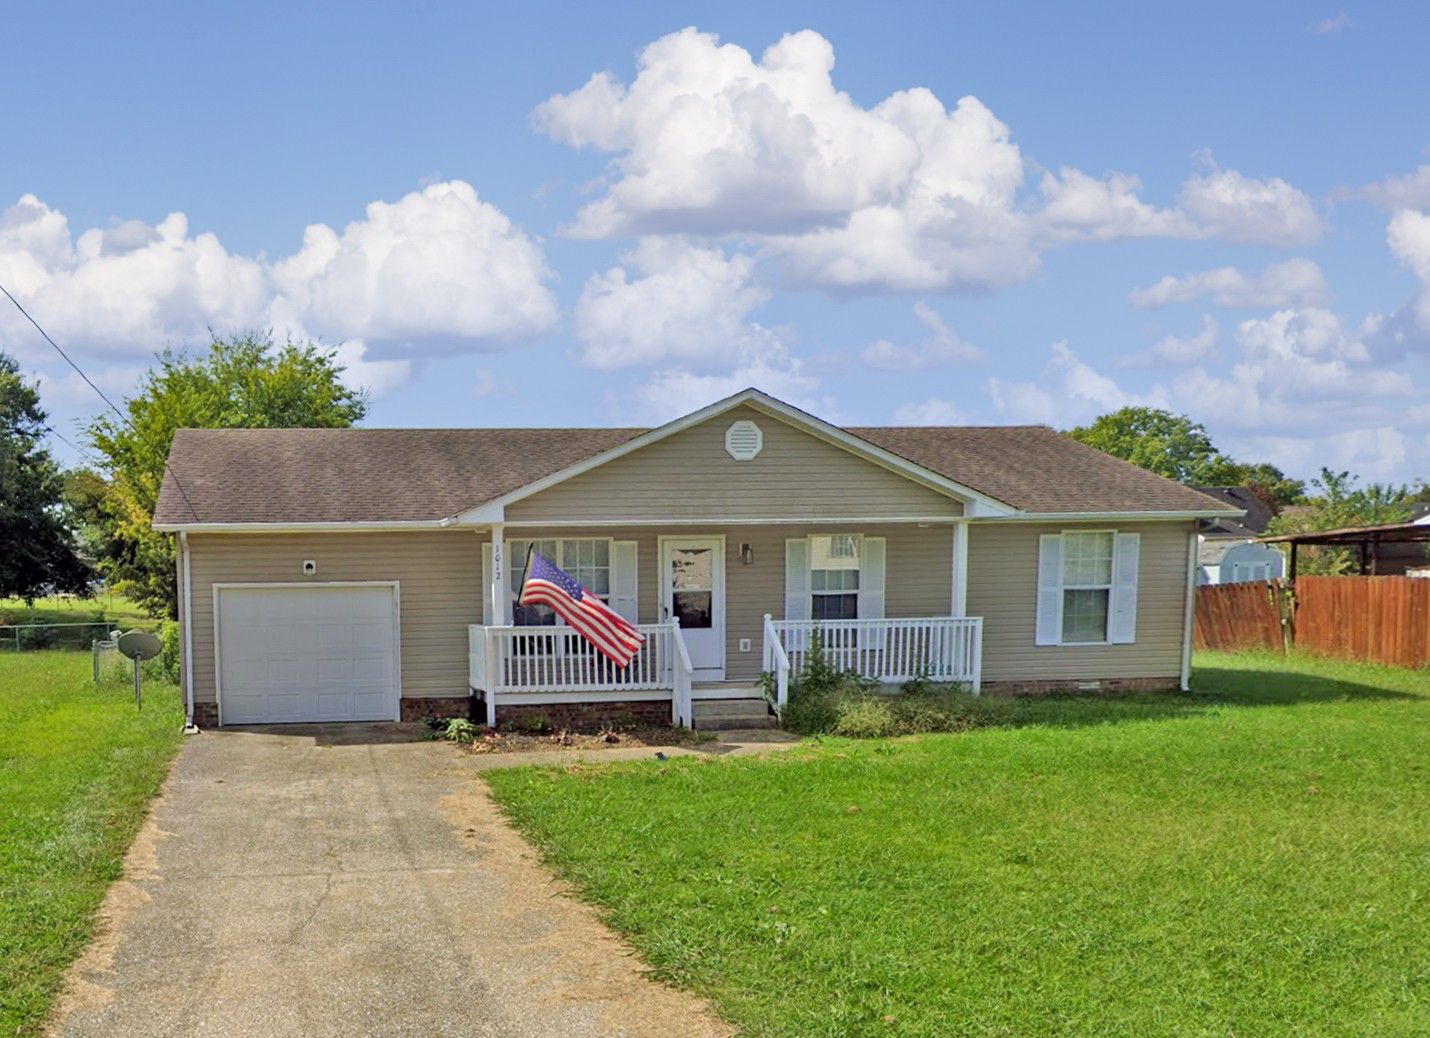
[{"left": 218, "top": 585, "right": 398, "bottom": 724}]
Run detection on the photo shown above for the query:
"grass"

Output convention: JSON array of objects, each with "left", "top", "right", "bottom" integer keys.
[
  {"left": 0, "top": 594, "right": 155, "bottom": 653},
  {"left": 0, "top": 651, "right": 184, "bottom": 1036},
  {"left": 485, "top": 651, "right": 1430, "bottom": 1037}
]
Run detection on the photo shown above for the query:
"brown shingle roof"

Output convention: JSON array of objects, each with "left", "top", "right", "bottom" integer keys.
[
  {"left": 849, "top": 425, "right": 1234, "bottom": 515},
  {"left": 155, "top": 418, "right": 1236, "bottom": 526},
  {"left": 156, "top": 427, "right": 644, "bottom": 524}
]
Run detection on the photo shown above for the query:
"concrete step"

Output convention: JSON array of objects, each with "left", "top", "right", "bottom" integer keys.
[{"left": 692, "top": 697, "right": 777, "bottom": 730}]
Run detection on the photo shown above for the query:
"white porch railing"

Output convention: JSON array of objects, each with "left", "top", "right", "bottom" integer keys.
[
  {"left": 469, "top": 621, "right": 695, "bottom": 727},
  {"left": 762, "top": 613, "right": 791, "bottom": 711},
  {"left": 764, "top": 616, "right": 983, "bottom": 694}
]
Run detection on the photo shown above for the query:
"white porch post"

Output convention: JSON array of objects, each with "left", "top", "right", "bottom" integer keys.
[
  {"left": 952, "top": 520, "right": 969, "bottom": 617},
  {"left": 489, "top": 523, "right": 508, "bottom": 626}
]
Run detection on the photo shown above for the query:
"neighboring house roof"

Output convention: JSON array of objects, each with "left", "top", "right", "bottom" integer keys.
[
  {"left": 153, "top": 388, "right": 1238, "bottom": 527},
  {"left": 1189, "top": 485, "right": 1273, "bottom": 538}
]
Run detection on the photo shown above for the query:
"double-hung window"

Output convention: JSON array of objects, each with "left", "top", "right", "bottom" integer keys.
[
  {"left": 784, "top": 535, "right": 887, "bottom": 648},
  {"left": 810, "top": 534, "right": 861, "bottom": 620},
  {"left": 1060, "top": 531, "right": 1115, "bottom": 644},
  {"left": 1036, "top": 530, "right": 1140, "bottom": 646},
  {"left": 508, "top": 538, "right": 612, "bottom": 626}
]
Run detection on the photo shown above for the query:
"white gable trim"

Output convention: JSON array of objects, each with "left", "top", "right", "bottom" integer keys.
[{"left": 451, "top": 388, "right": 1018, "bottom": 525}]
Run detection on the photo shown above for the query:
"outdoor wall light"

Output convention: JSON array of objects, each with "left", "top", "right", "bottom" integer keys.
[{"left": 740, "top": 543, "right": 755, "bottom": 565}]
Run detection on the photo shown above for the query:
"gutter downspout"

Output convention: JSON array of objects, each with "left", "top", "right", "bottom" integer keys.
[
  {"left": 179, "top": 532, "right": 197, "bottom": 730},
  {"left": 1180, "top": 528, "right": 1197, "bottom": 692}
]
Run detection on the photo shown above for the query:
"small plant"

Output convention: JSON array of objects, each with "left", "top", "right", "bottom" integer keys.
[
  {"left": 519, "top": 713, "right": 553, "bottom": 734},
  {"left": 443, "top": 718, "right": 478, "bottom": 744}
]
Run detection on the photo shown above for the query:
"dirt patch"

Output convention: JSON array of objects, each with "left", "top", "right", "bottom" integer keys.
[
  {"left": 42, "top": 791, "right": 172, "bottom": 1034},
  {"left": 440, "top": 782, "right": 732, "bottom": 1038}
]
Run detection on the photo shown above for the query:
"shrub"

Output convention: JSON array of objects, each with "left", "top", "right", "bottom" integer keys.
[{"left": 158, "top": 620, "right": 182, "bottom": 683}]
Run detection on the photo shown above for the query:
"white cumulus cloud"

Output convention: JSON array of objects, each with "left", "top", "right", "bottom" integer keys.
[
  {"left": 537, "top": 29, "right": 1326, "bottom": 295},
  {"left": 1177, "top": 168, "right": 1323, "bottom": 248},
  {"left": 574, "top": 239, "right": 778, "bottom": 371},
  {"left": 1120, "top": 315, "right": 1221, "bottom": 368},
  {"left": 0, "top": 183, "right": 557, "bottom": 373},
  {"left": 1129, "top": 258, "right": 1331, "bottom": 309},
  {"left": 984, "top": 341, "right": 1168, "bottom": 426},
  {"left": 861, "top": 302, "right": 983, "bottom": 371}
]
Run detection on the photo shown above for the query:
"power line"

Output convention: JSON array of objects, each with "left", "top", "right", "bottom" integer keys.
[
  {"left": 1, "top": 277, "right": 202, "bottom": 522},
  {"left": 0, "top": 280, "right": 125, "bottom": 421},
  {"left": 42, "top": 423, "right": 100, "bottom": 467}
]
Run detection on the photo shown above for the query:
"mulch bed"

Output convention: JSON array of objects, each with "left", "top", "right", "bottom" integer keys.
[{"left": 424, "top": 718, "right": 708, "bottom": 755}]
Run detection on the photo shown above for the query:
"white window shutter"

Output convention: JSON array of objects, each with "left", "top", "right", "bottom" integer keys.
[
  {"left": 1110, "top": 532, "right": 1140, "bottom": 644},
  {"left": 785, "top": 538, "right": 811, "bottom": 650},
  {"left": 859, "top": 537, "right": 887, "bottom": 650},
  {"left": 785, "top": 539, "right": 811, "bottom": 620},
  {"left": 482, "top": 542, "right": 494, "bottom": 626},
  {"left": 1035, "top": 534, "right": 1064, "bottom": 646},
  {"left": 612, "top": 540, "right": 639, "bottom": 624}
]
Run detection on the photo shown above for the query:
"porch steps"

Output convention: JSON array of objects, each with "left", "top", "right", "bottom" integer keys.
[{"left": 692, "top": 697, "right": 778, "bottom": 731}]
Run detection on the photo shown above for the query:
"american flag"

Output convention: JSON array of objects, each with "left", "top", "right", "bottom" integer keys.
[{"left": 517, "top": 552, "right": 645, "bottom": 667}]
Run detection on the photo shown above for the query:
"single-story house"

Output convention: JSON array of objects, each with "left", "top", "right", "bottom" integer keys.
[
  {"left": 1191, "top": 486, "right": 1285, "bottom": 585},
  {"left": 153, "top": 389, "right": 1239, "bottom": 729}
]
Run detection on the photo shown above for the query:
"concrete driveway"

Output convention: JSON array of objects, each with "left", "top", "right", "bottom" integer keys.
[{"left": 46, "top": 725, "right": 730, "bottom": 1038}]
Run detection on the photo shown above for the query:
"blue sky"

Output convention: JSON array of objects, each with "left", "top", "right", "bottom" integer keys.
[{"left": 5, "top": 2, "right": 1430, "bottom": 485}]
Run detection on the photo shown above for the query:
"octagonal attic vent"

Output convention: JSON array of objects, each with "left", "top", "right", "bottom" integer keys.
[{"left": 725, "top": 420, "right": 763, "bottom": 461}]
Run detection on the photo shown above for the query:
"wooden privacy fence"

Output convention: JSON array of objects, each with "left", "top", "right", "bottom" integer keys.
[
  {"left": 1295, "top": 575, "right": 1430, "bottom": 668},
  {"left": 1196, "top": 575, "right": 1430, "bottom": 668},
  {"left": 1194, "top": 581, "right": 1285, "bottom": 653}
]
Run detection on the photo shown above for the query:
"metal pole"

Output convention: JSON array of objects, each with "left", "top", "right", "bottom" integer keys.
[{"left": 134, "top": 658, "right": 143, "bottom": 712}]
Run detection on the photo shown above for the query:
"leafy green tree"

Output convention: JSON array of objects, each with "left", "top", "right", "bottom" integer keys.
[
  {"left": 0, "top": 351, "right": 94, "bottom": 601},
  {"left": 1068, "top": 407, "right": 1306, "bottom": 512},
  {"left": 82, "top": 332, "right": 368, "bottom": 617},
  {"left": 1067, "top": 407, "right": 1221, "bottom": 483},
  {"left": 1265, "top": 468, "right": 1414, "bottom": 575}
]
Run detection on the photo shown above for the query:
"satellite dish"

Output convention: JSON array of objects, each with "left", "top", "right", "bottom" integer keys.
[{"left": 117, "top": 630, "right": 163, "bottom": 661}]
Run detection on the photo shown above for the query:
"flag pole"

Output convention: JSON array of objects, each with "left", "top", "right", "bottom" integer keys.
[{"left": 516, "top": 543, "right": 536, "bottom": 605}]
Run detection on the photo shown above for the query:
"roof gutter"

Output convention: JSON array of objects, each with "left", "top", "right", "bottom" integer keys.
[
  {"left": 971, "top": 509, "right": 1244, "bottom": 522},
  {"left": 153, "top": 520, "right": 460, "bottom": 534}
]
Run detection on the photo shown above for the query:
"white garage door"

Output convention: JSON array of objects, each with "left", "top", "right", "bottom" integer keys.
[{"left": 217, "top": 584, "right": 399, "bottom": 724}]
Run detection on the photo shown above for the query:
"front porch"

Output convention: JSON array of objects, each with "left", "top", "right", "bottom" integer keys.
[{"left": 469, "top": 615, "right": 983, "bottom": 729}]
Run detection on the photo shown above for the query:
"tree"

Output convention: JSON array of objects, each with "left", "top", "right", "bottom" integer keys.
[
  {"left": 1265, "top": 468, "right": 1414, "bottom": 575},
  {"left": 81, "top": 332, "right": 368, "bottom": 617},
  {"left": 0, "top": 351, "right": 94, "bottom": 601},
  {"left": 1067, "top": 406, "right": 1306, "bottom": 507},
  {"left": 1067, "top": 407, "right": 1221, "bottom": 483}
]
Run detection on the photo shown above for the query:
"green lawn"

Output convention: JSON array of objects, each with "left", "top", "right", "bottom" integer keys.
[
  {"left": 0, "top": 652, "right": 183, "bottom": 1036},
  {"left": 0, "top": 594, "right": 155, "bottom": 654},
  {"left": 485, "top": 652, "right": 1430, "bottom": 1037}
]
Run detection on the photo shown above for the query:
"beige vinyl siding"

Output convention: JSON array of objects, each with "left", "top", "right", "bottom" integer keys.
[
  {"left": 187, "top": 531, "right": 483, "bottom": 706},
  {"left": 509, "top": 523, "right": 955, "bottom": 682},
  {"left": 506, "top": 406, "right": 964, "bottom": 524},
  {"left": 967, "top": 520, "right": 1193, "bottom": 682}
]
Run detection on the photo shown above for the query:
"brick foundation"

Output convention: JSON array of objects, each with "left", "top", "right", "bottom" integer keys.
[
  {"left": 190, "top": 702, "right": 219, "bottom": 728},
  {"left": 400, "top": 696, "right": 474, "bottom": 723},
  {"left": 982, "top": 676, "right": 1181, "bottom": 696},
  {"left": 498, "top": 700, "right": 673, "bottom": 732}
]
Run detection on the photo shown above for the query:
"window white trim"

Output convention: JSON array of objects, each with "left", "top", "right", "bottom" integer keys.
[{"left": 1035, "top": 530, "right": 1140, "bottom": 647}]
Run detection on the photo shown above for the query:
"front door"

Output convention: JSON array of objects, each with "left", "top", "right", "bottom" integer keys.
[{"left": 661, "top": 537, "right": 725, "bottom": 680}]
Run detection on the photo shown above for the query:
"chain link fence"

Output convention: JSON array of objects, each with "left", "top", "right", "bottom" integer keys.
[{"left": 0, "top": 621, "right": 123, "bottom": 653}]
